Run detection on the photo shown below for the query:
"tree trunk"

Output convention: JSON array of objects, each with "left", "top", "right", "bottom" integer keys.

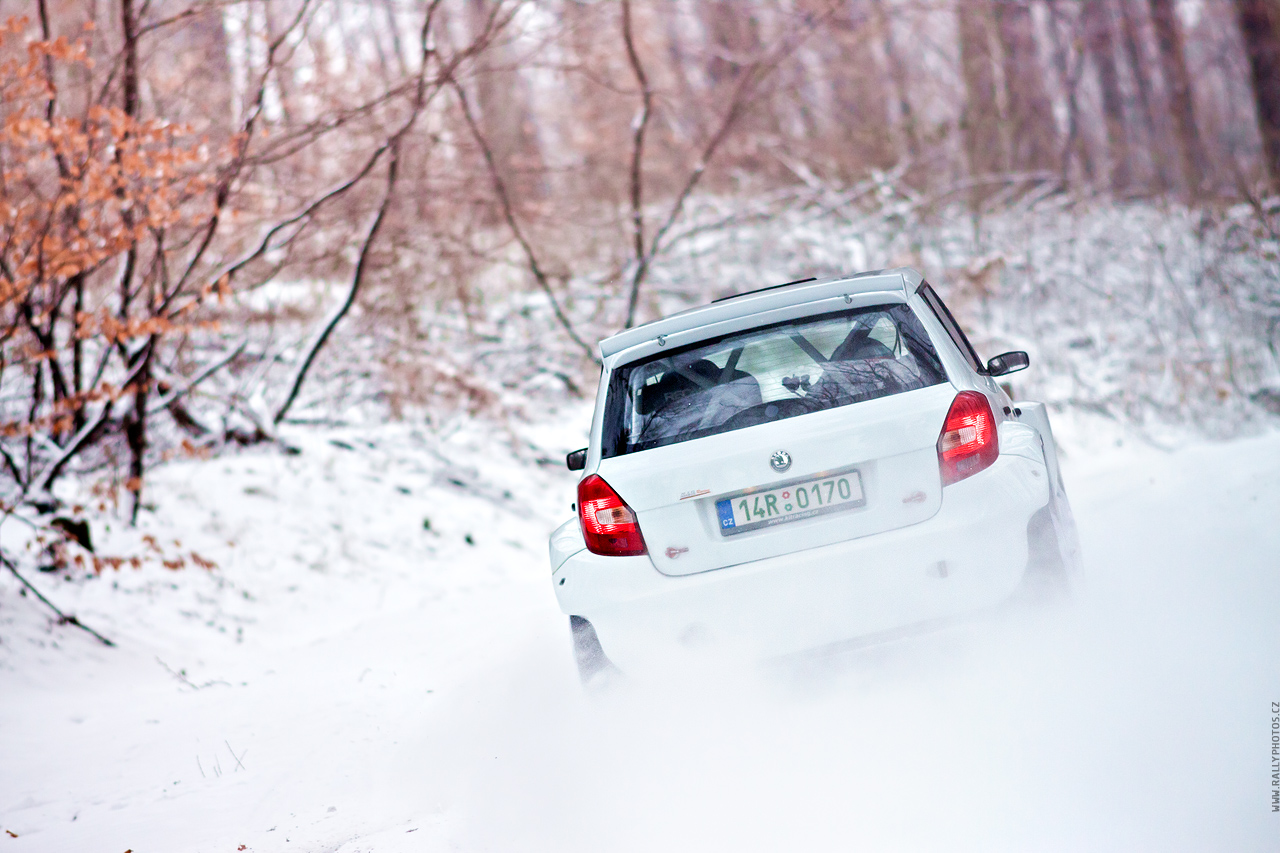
[
  {"left": 466, "top": 0, "right": 545, "bottom": 200},
  {"left": 124, "top": 352, "right": 151, "bottom": 525},
  {"left": 699, "top": 1, "right": 762, "bottom": 86},
  {"left": 828, "top": 0, "right": 896, "bottom": 175},
  {"left": 994, "top": 0, "right": 1058, "bottom": 174},
  {"left": 1116, "top": 0, "right": 1173, "bottom": 190},
  {"left": 119, "top": 0, "right": 148, "bottom": 524},
  {"left": 1148, "top": 0, "right": 1209, "bottom": 196},
  {"left": 121, "top": 0, "right": 139, "bottom": 119},
  {"left": 695, "top": 0, "right": 778, "bottom": 179},
  {"left": 1046, "top": 0, "right": 1096, "bottom": 183},
  {"left": 71, "top": 276, "right": 84, "bottom": 433},
  {"left": 957, "top": 0, "right": 1005, "bottom": 199},
  {"left": 1084, "top": 0, "right": 1135, "bottom": 190},
  {"left": 1234, "top": 0, "right": 1280, "bottom": 188},
  {"left": 871, "top": 0, "right": 919, "bottom": 163}
]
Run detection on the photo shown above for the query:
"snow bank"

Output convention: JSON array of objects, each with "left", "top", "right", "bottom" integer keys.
[{"left": 2, "top": 410, "right": 1278, "bottom": 851}]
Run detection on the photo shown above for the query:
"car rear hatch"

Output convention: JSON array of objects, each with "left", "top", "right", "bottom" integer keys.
[{"left": 595, "top": 382, "right": 954, "bottom": 576}]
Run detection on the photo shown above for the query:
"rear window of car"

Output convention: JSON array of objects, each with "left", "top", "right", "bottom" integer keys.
[{"left": 600, "top": 302, "right": 947, "bottom": 458}]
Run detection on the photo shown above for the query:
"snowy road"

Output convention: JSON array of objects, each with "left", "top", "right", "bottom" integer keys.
[{"left": 2, "top": 422, "right": 1279, "bottom": 851}]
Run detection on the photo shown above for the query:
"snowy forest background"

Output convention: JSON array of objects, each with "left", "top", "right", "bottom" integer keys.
[
  {"left": 1, "top": 0, "right": 1279, "bottom": 576},
  {"left": 3, "top": 2, "right": 1280, "bottom": 849}
]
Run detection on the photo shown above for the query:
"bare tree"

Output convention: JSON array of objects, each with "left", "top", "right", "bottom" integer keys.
[
  {"left": 1047, "top": 0, "right": 1097, "bottom": 183},
  {"left": 620, "top": 0, "right": 773, "bottom": 327},
  {"left": 619, "top": 1, "right": 832, "bottom": 328},
  {"left": 957, "top": 0, "right": 1005, "bottom": 199},
  {"left": 827, "top": 0, "right": 896, "bottom": 174},
  {"left": 1234, "top": 0, "right": 1280, "bottom": 187},
  {"left": 466, "top": 0, "right": 546, "bottom": 200},
  {"left": 449, "top": 78, "right": 598, "bottom": 362},
  {"left": 1148, "top": 0, "right": 1209, "bottom": 195},
  {"left": 6, "top": 0, "right": 1278, "bottom": 531},
  {"left": 1084, "top": 0, "right": 1135, "bottom": 191},
  {"left": 995, "top": 0, "right": 1059, "bottom": 174},
  {"left": 870, "top": 0, "right": 919, "bottom": 162},
  {"left": 1116, "top": 0, "right": 1173, "bottom": 190}
]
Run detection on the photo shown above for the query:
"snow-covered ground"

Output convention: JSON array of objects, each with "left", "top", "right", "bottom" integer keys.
[{"left": 2, "top": 410, "right": 1279, "bottom": 852}]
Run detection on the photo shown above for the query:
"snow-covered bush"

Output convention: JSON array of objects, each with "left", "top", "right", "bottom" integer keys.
[
  {"left": 249, "top": 183, "right": 1280, "bottom": 444},
  {"left": 529, "top": 184, "right": 1280, "bottom": 440}
]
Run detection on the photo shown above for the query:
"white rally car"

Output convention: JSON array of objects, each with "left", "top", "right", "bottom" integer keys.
[{"left": 550, "top": 268, "right": 1079, "bottom": 680}]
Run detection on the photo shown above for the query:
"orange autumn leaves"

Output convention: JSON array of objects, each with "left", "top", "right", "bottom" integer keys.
[
  {"left": 1, "top": 21, "right": 212, "bottom": 307},
  {"left": 1, "top": 16, "right": 222, "bottom": 443}
]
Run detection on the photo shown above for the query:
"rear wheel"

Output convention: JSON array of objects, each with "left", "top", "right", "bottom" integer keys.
[
  {"left": 569, "top": 616, "right": 621, "bottom": 687},
  {"left": 1021, "top": 504, "right": 1071, "bottom": 604}
]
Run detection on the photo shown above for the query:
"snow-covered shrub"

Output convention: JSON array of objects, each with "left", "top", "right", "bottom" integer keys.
[
  {"left": 587, "top": 185, "right": 1280, "bottom": 439},
  {"left": 173, "top": 185, "right": 1280, "bottom": 446}
]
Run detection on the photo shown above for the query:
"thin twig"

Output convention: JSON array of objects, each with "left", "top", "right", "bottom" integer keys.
[
  {"left": 147, "top": 340, "right": 247, "bottom": 416},
  {"left": 194, "top": 146, "right": 393, "bottom": 305},
  {"left": 156, "top": 656, "right": 231, "bottom": 689},
  {"left": 449, "top": 81, "right": 599, "bottom": 364},
  {"left": 26, "top": 347, "right": 150, "bottom": 499},
  {"left": 2, "top": 553, "right": 115, "bottom": 647},
  {"left": 225, "top": 740, "right": 247, "bottom": 771},
  {"left": 620, "top": 0, "right": 653, "bottom": 325},
  {"left": 274, "top": 142, "right": 402, "bottom": 425},
  {"left": 270, "top": 1, "right": 452, "bottom": 424},
  {"left": 620, "top": 4, "right": 838, "bottom": 328}
]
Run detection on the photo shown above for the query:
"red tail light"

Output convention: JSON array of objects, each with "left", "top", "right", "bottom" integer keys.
[
  {"left": 937, "top": 391, "right": 999, "bottom": 485},
  {"left": 578, "top": 474, "right": 647, "bottom": 557}
]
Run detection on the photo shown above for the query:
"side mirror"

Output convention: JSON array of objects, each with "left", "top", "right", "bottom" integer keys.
[
  {"left": 566, "top": 448, "right": 587, "bottom": 471},
  {"left": 986, "top": 351, "right": 1029, "bottom": 376}
]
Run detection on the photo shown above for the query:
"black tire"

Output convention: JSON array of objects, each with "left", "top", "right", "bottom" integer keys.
[
  {"left": 569, "top": 616, "right": 620, "bottom": 686},
  {"left": 1020, "top": 504, "right": 1071, "bottom": 604}
]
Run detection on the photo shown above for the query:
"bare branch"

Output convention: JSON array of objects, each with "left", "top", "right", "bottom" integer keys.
[
  {"left": 272, "top": 0, "right": 447, "bottom": 424},
  {"left": 205, "top": 150, "right": 391, "bottom": 297},
  {"left": 2, "top": 552, "right": 115, "bottom": 647},
  {"left": 26, "top": 352, "right": 149, "bottom": 499},
  {"left": 170, "top": 0, "right": 318, "bottom": 299},
  {"left": 273, "top": 143, "right": 401, "bottom": 426},
  {"left": 148, "top": 340, "right": 248, "bottom": 416},
  {"left": 450, "top": 81, "right": 599, "bottom": 364},
  {"left": 620, "top": 0, "right": 654, "bottom": 325},
  {"left": 0, "top": 442, "right": 24, "bottom": 488},
  {"left": 621, "top": 5, "right": 838, "bottom": 328}
]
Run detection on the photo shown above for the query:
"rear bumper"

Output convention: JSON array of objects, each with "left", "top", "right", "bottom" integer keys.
[{"left": 551, "top": 450, "right": 1052, "bottom": 675}]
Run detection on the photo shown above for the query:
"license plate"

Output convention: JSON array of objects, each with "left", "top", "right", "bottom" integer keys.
[{"left": 716, "top": 470, "right": 865, "bottom": 535}]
